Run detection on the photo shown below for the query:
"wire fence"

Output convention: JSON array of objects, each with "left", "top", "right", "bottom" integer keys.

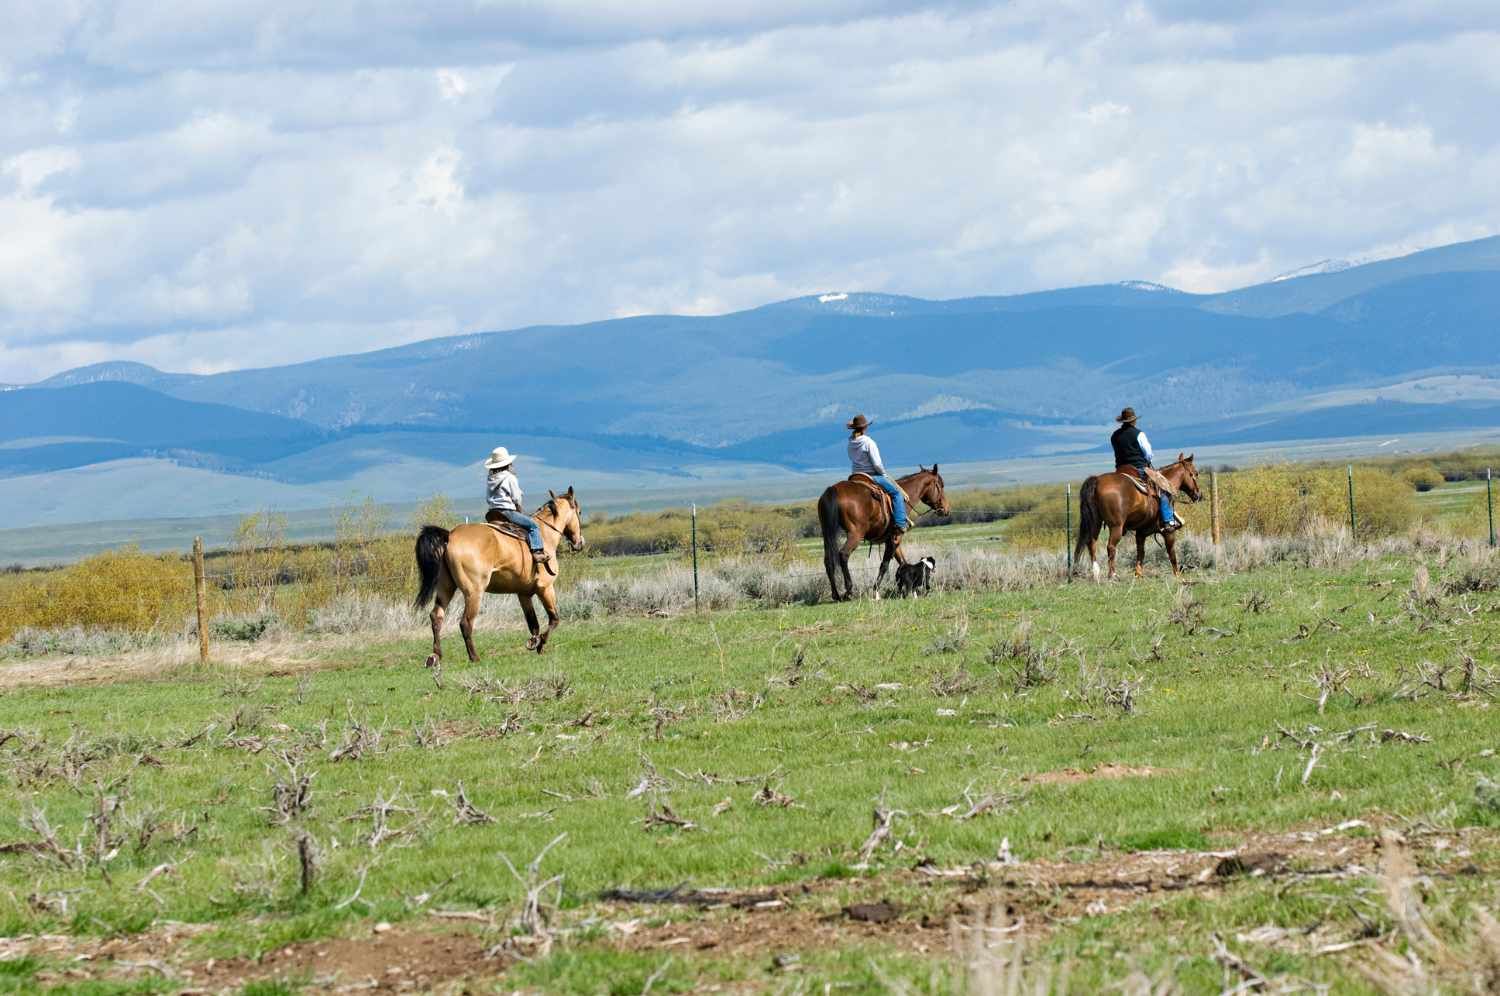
[{"left": 1, "top": 465, "right": 1495, "bottom": 658}]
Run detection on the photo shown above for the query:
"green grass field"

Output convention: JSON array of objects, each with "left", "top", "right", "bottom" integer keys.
[{"left": 2, "top": 544, "right": 1499, "bottom": 993}]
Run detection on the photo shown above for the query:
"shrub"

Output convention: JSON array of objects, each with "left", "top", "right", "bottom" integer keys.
[
  {"left": 0, "top": 547, "right": 192, "bottom": 641},
  {"left": 211, "top": 613, "right": 280, "bottom": 642},
  {"left": 1401, "top": 463, "right": 1445, "bottom": 492},
  {"left": 2, "top": 625, "right": 161, "bottom": 659},
  {"left": 1218, "top": 464, "right": 1415, "bottom": 539}
]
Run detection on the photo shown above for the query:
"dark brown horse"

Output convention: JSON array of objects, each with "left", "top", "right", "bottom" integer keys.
[
  {"left": 818, "top": 466, "right": 950, "bottom": 602},
  {"left": 1074, "top": 455, "right": 1202, "bottom": 580}
]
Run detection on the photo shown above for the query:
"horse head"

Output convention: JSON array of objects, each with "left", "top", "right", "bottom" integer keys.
[
  {"left": 547, "top": 487, "right": 586, "bottom": 552},
  {"left": 915, "top": 464, "right": 951, "bottom": 516},
  {"left": 1171, "top": 454, "right": 1203, "bottom": 502}
]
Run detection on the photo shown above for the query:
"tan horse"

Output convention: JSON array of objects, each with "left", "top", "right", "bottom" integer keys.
[
  {"left": 1074, "top": 455, "right": 1202, "bottom": 580},
  {"left": 413, "top": 488, "right": 585, "bottom": 663},
  {"left": 817, "top": 466, "right": 951, "bottom": 602}
]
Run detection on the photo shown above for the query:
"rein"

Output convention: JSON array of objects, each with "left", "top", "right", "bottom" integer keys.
[{"left": 529, "top": 501, "right": 573, "bottom": 539}]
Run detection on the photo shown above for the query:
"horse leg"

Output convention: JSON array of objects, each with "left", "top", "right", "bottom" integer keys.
[
  {"left": 534, "top": 585, "right": 562, "bottom": 653},
  {"left": 874, "top": 542, "right": 897, "bottom": 599},
  {"left": 1106, "top": 524, "right": 1124, "bottom": 580},
  {"left": 1165, "top": 530, "right": 1181, "bottom": 578},
  {"left": 824, "top": 545, "right": 842, "bottom": 603},
  {"left": 1134, "top": 532, "right": 1147, "bottom": 579},
  {"left": 518, "top": 594, "right": 542, "bottom": 652},
  {"left": 839, "top": 531, "right": 862, "bottom": 601},
  {"left": 460, "top": 585, "right": 483, "bottom": 663},
  {"left": 425, "top": 570, "right": 456, "bottom": 668}
]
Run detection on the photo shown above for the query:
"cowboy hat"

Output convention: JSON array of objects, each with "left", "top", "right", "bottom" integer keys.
[
  {"left": 483, "top": 446, "right": 516, "bottom": 469},
  {"left": 1116, "top": 407, "right": 1137, "bottom": 424},
  {"left": 846, "top": 413, "right": 871, "bottom": 431}
]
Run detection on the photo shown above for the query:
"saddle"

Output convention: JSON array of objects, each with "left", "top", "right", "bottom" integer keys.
[
  {"left": 849, "top": 473, "right": 901, "bottom": 537},
  {"left": 484, "top": 520, "right": 531, "bottom": 542},
  {"left": 1115, "top": 466, "right": 1175, "bottom": 499},
  {"left": 483, "top": 518, "right": 556, "bottom": 576}
]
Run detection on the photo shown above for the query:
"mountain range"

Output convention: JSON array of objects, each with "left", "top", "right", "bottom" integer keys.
[{"left": 4, "top": 234, "right": 1500, "bottom": 533}]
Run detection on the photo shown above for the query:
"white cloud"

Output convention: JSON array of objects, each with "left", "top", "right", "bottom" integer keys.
[{"left": 0, "top": 1, "right": 1498, "bottom": 381}]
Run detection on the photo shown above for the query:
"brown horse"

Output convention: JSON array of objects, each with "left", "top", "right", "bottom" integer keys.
[
  {"left": 1074, "top": 455, "right": 1202, "bottom": 580},
  {"left": 413, "top": 488, "right": 585, "bottom": 664},
  {"left": 818, "top": 466, "right": 950, "bottom": 602}
]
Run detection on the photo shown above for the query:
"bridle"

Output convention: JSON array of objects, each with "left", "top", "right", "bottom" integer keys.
[
  {"left": 900, "top": 471, "right": 950, "bottom": 520},
  {"left": 529, "top": 498, "right": 578, "bottom": 540},
  {"left": 1164, "top": 460, "right": 1202, "bottom": 503}
]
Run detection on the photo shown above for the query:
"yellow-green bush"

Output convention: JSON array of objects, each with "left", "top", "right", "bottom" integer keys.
[
  {"left": 1401, "top": 463, "right": 1445, "bottom": 492},
  {"left": 1218, "top": 465, "right": 1415, "bottom": 538},
  {"left": 0, "top": 547, "right": 194, "bottom": 641}
]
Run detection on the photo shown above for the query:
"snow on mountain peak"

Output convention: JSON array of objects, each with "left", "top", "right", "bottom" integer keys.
[
  {"left": 818, "top": 292, "right": 849, "bottom": 303},
  {"left": 1271, "top": 259, "right": 1354, "bottom": 282},
  {"left": 1118, "top": 280, "right": 1176, "bottom": 292}
]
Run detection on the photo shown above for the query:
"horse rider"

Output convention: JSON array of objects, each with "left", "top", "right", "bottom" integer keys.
[
  {"left": 846, "top": 414, "right": 908, "bottom": 539},
  {"left": 483, "top": 446, "right": 552, "bottom": 573},
  {"left": 1111, "top": 408, "right": 1182, "bottom": 532}
]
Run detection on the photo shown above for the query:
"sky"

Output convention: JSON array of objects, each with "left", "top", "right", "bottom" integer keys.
[{"left": 2, "top": 0, "right": 1499, "bottom": 383}]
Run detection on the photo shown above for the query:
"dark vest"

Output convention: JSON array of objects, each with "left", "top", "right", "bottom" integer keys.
[{"left": 1111, "top": 425, "right": 1148, "bottom": 468}]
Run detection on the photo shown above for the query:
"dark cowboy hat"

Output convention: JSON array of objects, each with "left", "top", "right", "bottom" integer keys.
[
  {"left": 846, "top": 413, "right": 871, "bottom": 431},
  {"left": 1116, "top": 407, "right": 1137, "bottom": 424}
]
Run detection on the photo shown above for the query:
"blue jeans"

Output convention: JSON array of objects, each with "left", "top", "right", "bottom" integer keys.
[
  {"left": 871, "top": 475, "right": 909, "bottom": 529},
  {"left": 496, "top": 508, "right": 543, "bottom": 551}
]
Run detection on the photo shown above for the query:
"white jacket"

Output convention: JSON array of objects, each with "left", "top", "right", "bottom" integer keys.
[
  {"left": 848, "top": 434, "right": 886, "bottom": 476},
  {"left": 486, "top": 470, "right": 524, "bottom": 511}
]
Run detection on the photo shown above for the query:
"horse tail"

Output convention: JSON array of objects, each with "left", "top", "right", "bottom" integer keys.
[
  {"left": 818, "top": 486, "right": 844, "bottom": 565},
  {"left": 1073, "top": 476, "right": 1100, "bottom": 566},
  {"left": 413, "top": 525, "right": 450, "bottom": 608}
]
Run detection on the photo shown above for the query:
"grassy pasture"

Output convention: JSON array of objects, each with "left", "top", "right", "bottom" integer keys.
[{"left": 2, "top": 544, "right": 1499, "bottom": 992}]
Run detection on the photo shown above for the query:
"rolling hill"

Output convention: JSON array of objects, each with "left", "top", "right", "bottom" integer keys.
[{"left": 4, "top": 234, "right": 1500, "bottom": 535}]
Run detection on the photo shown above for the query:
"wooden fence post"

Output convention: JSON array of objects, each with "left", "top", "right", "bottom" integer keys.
[
  {"left": 193, "top": 536, "right": 210, "bottom": 664},
  {"left": 1346, "top": 464, "right": 1357, "bottom": 538},
  {"left": 1210, "top": 470, "right": 1221, "bottom": 546}
]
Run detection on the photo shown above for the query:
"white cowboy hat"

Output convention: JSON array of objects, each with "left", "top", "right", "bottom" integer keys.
[{"left": 483, "top": 446, "right": 516, "bottom": 469}]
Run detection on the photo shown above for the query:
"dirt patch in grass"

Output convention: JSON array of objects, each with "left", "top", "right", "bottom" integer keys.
[
  {"left": 1020, "top": 762, "right": 1164, "bottom": 785},
  {"left": 4, "top": 922, "right": 498, "bottom": 994},
  {"left": 0, "top": 638, "right": 333, "bottom": 690},
  {"left": 192, "top": 923, "right": 500, "bottom": 993},
  {"left": 598, "top": 820, "right": 1497, "bottom": 960},
  {"left": 7, "top": 822, "right": 1494, "bottom": 991}
]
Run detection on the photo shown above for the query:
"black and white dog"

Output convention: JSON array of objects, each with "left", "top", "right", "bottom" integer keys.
[{"left": 894, "top": 556, "right": 936, "bottom": 597}]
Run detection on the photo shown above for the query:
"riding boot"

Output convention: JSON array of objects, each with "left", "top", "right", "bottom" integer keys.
[{"left": 533, "top": 549, "right": 556, "bottom": 577}]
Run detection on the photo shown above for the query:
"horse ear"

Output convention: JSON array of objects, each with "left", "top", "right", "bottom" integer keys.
[
  {"left": 548, "top": 489, "right": 557, "bottom": 500},
  {"left": 566, "top": 485, "right": 574, "bottom": 497},
  {"left": 932, "top": 463, "right": 938, "bottom": 474},
  {"left": 1177, "top": 452, "right": 1185, "bottom": 463},
  {"left": 1186, "top": 453, "right": 1194, "bottom": 463}
]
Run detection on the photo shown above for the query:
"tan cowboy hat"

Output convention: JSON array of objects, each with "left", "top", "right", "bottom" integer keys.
[
  {"left": 1116, "top": 407, "right": 1137, "bottom": 424},
  {"left": 846, "top": 413, "right": 871, "bottom": 431},
  {"left": 483, "top": 446, "right": 516, "bottom": 469}
]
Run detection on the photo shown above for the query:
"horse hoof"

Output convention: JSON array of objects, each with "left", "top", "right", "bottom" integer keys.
[
  {"left": 526, "top": 637, "right": 541, "bottom": 651},
  {"left": 424, "top": 654, "right": 439, "bottom": 669}
]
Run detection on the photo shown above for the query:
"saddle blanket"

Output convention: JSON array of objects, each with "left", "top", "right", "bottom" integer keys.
[{"left": 1115, "top": 466, "right": 1176, "bottom": 498}]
